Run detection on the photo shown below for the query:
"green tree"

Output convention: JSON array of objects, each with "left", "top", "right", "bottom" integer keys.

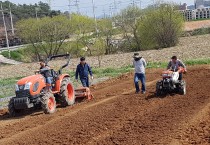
[
  {"left": 70, "top": 14, "right": 95, "bottom": 56},
  {"left": 115, "top": 6, "right": 142, "bottom": 51},
  {"left": 92, "top": 38, "right": 106, "bottom": 67},
  {"left": 97, "top": 18, "right": 115, "bottom": 54},
  {"left": 16, "top": 15, "right": 74, "bottom": 60},
  {"left": 1, "top": 1, "right": 60, "bottom": 20},
  {"left": 138, "top": 3, "right": 184, "bottom": 49}
]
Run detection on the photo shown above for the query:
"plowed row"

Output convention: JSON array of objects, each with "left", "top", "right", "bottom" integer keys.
[{"left": 0, "top": 66, "right": 209, "bottom": 145}]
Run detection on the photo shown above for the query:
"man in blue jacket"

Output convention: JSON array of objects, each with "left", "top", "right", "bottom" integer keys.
[{"left": 75, "top": 57, "right": 93, "bottom": 87}]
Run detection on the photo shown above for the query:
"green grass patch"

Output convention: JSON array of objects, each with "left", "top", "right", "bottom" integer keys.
[
  {"left": 191, "top": 18, "right": 210, "bottom": 21},
  {"left": 0, "top": 58, "right": 210, "bottom": 98},
  {"left": 185, "top": 58, "right": 210, "bottom": 65},
  {"left": 0, "top": 77, "right": 23, "bottom": 98}
]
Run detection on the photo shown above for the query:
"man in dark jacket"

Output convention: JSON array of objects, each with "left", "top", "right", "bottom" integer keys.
[
  {"left": 36, "top": 59, "right": 53, "bottom": 89},
  {"left": 75, "top": 57, "right": 93, "bottom": 87}
]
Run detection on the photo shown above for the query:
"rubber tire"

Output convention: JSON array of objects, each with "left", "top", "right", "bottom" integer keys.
[
  {"left": 60, "top": 77, "right": 75, "bottom": 107},
  {"left": 41, "top": 92, "right": 56, "bottom": 114},
  {"left": 8, "top": 98, "right": 21, "bottom": 117},
  {"left": 156, "top": 81, "right": 162, "bottom": 96},
  {"left": 179, "top": 80, "right": 186, "bottom": 95}
]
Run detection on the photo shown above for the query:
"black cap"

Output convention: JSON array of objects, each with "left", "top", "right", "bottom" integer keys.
[
  {"left": 171, "top": 56, "right": 177, "bottom": 60},
  {"left": 39, "top": 59, "right": 45, "bottom": 63},
  {"left": 80, "top": 57, "right": 85, "bottom": 61}
]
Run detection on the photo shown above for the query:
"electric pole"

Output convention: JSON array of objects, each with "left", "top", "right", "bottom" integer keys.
[
  {"left": 92, "top": 0, "right": 98, "bottom": 35},
  {"left": 68, "top": 0, "right": 71, "bottom": 19},
  {"left": 139, "top": 0, "right": 142, "bottom": 9},
  {"left": 1, "top": 3, "right": 10, "bottom": 58},
  {"left": 35, "top": 7, "right": 39, "bottom": 20},
  {"left": 75, "top": 0, "right": 80, "bottom": 14},
  {"left": 103, "top": 7, "right": 106, "bottom": 19},
  {"left": 9, "top": 3, "right": 14, "bottom": 36}
]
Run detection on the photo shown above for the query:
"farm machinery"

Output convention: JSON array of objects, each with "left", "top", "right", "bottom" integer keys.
[
  {"left": 8, "top": 54, "right": 93, "bottom": 117},
  {"left": 156, "top": 67, "right": 186, "bottom": 96}
]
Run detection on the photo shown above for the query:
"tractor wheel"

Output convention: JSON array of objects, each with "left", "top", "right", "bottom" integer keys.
[
  {"left": 41, "top": 92, "right": 56, "bottom": 114},
  {"left": 8, "top": 98, "right": 21, "bottom": 117},
  {"left": 156, "top": 81, "right": 162, "bottom": 96},
  {"left": 60, "top": 77, "right": 75, "bottom": 107},
  {"left": 179, "top": 80, "right": 186, "bottom": 95}
]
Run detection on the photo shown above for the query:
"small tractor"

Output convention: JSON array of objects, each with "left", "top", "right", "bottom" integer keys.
[
  {"left": 156, "top": 67, "right": 186, "bottom": 96},
  {"left": 8, "top": 54, "right": 93, "bottom": 117}
]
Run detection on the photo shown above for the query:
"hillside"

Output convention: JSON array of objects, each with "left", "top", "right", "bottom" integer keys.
[{"left": 0, "top": 34, "right": 210, "bottom": 79}]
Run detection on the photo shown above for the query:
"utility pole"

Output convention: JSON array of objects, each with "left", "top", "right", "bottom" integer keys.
[
  {"left": 1, "top": 3, "right": 10, "bottom": 58},
  {"left": 132, "top": 0, "right": 135, "bottom": 7},
  {"left": 75, "top": 0, "right": 80, "bottom": 14},
  {"left": 103, "top": 7, "right": 106, "bottom": 19},
  {"left": 113, "top": 0, "right": 117, "bottom": 15},
  {"left": 46, "top": 0, "right": 52, "bottom": 10},
  {"left": 9, "top": 3, "right": 14, "bottom": 36},
  {"left": 35, "top": 7, "right": 39, "bottom": 20},
  {"left": 91, "top": 0, "right": 98, "bottom": 35},
  {"left": 139, "top": 0, "right": 142, "bottom": 9},
  {"left": 68, "top": 0, "right": 71, "bottom": 19}
]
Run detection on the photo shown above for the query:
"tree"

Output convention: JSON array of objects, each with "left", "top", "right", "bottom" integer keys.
[
  {"left": 16, "top": 15, "right": 74, "bottom": 60},
  {"left": 138, "top": 3, "right": 184, "bottom": 49},
  {"left": 91, "top": 38, "right": 106, "bottom": 67},
  {"left": 97, "top": 18, "right": 115, "bottom": 54},
  {"left": 1, "top": 1, "right": 60, "bottom": 20},
  {"left": 70, "top": 13, "right": 95, "bottom": 56},
  {"left": 115, "top": 6, "right": 142, "bottom": 51}
]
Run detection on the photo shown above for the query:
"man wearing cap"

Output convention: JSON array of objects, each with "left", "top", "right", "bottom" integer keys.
[
  {"left": 133, "top": 53, "right": 147, "bottom": 94},
  {"left": 75, "top": 57, "right": 93, "bottom": 87},
  {"left": 167, "top": 56, "right": 187, "bottom": 80}
]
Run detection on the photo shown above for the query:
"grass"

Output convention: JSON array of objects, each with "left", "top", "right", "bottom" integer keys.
[
  {"left": 191, "top": 18, "right": 210, "bottom": 21},
  {"left": 0, "top": 77, "right": 22, "bottom": 98},
  {"left": 0, "top": 58, "right": 210, "bottom": 98},
  {"left": 185, "top": 58, "right": 210, "bottom": 65}
]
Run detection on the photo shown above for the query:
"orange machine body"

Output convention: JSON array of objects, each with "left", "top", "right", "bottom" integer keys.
[
  {"left": 17, "top": 74, "right": 46, "bottom": 96},
  {"left": 16, "top": 74, "right": 70, "bottom": 96}
]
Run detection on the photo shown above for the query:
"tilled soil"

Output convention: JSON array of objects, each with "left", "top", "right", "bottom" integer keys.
[{"left": 0, "top": 66, "right": 210, "bottom": 145}]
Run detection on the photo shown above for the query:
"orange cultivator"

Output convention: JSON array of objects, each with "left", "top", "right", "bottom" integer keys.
[{"left": 75, "top": 87, "right": 94, "bottom": 100}]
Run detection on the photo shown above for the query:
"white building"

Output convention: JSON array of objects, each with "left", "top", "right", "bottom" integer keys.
[{"left": 179, "top": 7, "right": 210, "bottom": 21}]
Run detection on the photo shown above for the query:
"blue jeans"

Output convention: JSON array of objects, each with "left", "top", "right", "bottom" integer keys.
[
  {"left": 134, "top": 73, "right": 146, "bottom": 93},
  {"left": 46, "top": 77, "right": 53, "bottom": 89},
  {"left": 80, "top": 77, "right": 89, "bottom": 87}
]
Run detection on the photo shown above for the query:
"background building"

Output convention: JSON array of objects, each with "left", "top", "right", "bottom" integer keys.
[{"left": 195, "top": 0, "right": 210, "bottom": 9}]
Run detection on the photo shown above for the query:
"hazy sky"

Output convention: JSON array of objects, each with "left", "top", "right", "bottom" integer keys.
[{"left": 4, "top": 0, "right": 195, "bottom": 17}]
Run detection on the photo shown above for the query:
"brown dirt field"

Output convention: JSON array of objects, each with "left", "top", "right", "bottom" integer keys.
[
  {"left": 0, "top": 66, "right": 210, "bottom": 145},
  {"left": 185, "top": 20, "right": 210, "bottom": 31}
]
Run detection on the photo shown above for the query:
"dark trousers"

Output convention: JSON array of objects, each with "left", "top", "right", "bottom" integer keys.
[
  {"left": 134, "top": 73, "right": 146, "bottom": 93},
  {"left": 179, "top": 73, "right": 183, "bottom": 80},
  {"left": 80, "top": 77, "right": 89, "bottom": 87}
]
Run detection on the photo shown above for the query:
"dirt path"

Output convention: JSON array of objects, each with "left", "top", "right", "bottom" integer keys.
[{"left": 0, "top": 66, "right": 209, "bottom": 145}]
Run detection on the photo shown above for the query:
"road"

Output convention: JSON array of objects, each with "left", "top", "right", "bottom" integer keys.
[{"left": 0, "top": 66, "right": 209, "bottom": 145}]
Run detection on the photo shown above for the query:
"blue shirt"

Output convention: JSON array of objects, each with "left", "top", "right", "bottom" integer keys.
[{"left": 75, "top": 63, "right": 93, "bottom": 79}]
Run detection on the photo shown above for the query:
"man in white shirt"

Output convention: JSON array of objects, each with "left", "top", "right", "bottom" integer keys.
[{"left": 133, "top": 53, "right": 147, "bottom": 94}]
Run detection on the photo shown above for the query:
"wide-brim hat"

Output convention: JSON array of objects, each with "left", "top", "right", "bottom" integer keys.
[{"left": 133, "top": 53, "right": 141, "bottom": 58}]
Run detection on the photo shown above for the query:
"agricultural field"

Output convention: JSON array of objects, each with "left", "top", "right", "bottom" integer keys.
[
  {"left": 0, "top": 66, "right": 209, "bottom": 144},
  {"left": 0, "top": 32, "right": 210, "bottom": 144}
]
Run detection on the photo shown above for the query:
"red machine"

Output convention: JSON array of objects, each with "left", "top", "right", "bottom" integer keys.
[{"left": 8, "top": 54, "right": 93, "bottom": 117}]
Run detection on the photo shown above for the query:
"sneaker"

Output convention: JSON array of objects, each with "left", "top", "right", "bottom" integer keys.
[
  {"left": 135, "top": 91, "right": 140, "bottom": 94},
  {"left": 142, "top": 91, "right": 146, "bottom": 94}
]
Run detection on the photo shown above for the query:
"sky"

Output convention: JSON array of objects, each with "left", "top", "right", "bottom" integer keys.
[{"left": 4, "top": 0, "right": 195, "bottom": 17}]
